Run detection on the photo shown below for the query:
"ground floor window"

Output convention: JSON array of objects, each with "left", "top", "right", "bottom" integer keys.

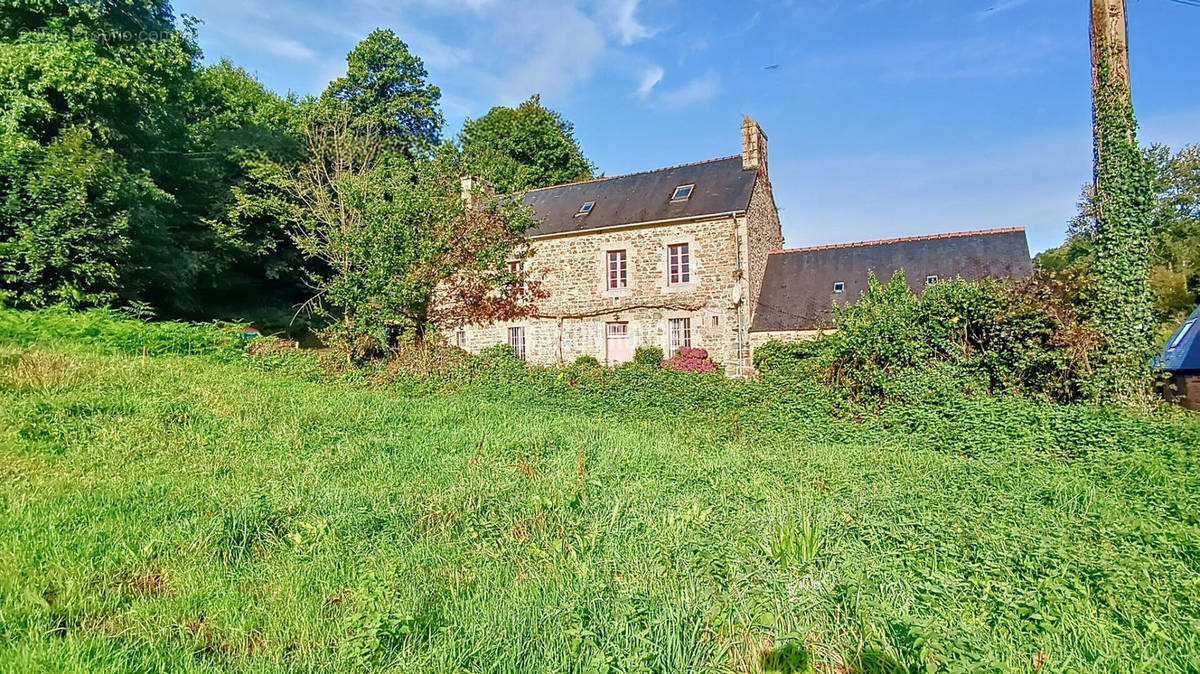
[
  {"left": 456, "top": 330, "right": 466, "bottom": 349},
  {"left": 668, "top": 317, "right": 691, "bottom": 355},
  {"left": 508, "top": 326, "right": 526, "bottom": 360}
]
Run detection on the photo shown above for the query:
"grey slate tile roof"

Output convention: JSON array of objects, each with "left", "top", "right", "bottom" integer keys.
[
  {"left": 522, "top": 156, "right": 758, "bottom": 238},
  {"left": 750, "top": 227, "right": 1034, "bottom": 332},
  {"left": 1154, "top": 305, "right": 1200, "bottom": 372}
]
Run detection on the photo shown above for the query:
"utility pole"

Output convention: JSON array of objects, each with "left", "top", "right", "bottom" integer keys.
[{"left": 1090, "top": 0, "right": 1132, "bottom": 159}]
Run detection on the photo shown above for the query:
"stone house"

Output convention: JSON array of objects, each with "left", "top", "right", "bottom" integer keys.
[
  {"left": 453, "top": 118, "right": 1035, "bottom": 375},
  {"left": 455, "top": 118, "right": 781, "bottom": 376}
]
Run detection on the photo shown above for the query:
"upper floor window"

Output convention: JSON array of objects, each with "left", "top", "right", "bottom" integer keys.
[
  {"left": 508, "top": 326, "right": 526, "bottom": 360},
  {"left": 577, "top": 201, "right": 595, "bottom": 216},
  {"left": 668, "top": 317, "right": 691, "bottom": 355},
  {"left": 507, "top": 260, "right": 520, "bottom": 274},
  {"left": 833, "top": 282, "right": 845, "bottom": 293},
  {"left": 607, "top": 250, "right": 627, "bottom": 290},
  {"left": 671, "top": 184, "right": 694, "bottom": 201},
  {"left": 668, "top": 243, "right": 691, "bottom": 284}
]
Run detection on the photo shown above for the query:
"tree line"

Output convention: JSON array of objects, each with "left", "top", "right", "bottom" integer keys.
[{"left": 0, "top": 0, "right": 593, "bottom": 343}]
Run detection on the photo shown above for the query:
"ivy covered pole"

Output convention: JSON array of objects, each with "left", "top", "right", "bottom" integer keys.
[{"left": 1088, "top": 0, "right": 1156, "bottom": 396}]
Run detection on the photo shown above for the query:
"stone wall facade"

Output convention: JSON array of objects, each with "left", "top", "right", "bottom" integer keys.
[{"left": 457, "top": 214, "right": 755, "bottom": 376}]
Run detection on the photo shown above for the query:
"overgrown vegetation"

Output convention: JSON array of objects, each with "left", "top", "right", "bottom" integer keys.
[
  {"left": 756, "top": 271, "right": 1108, "bottom": 404},
  {"left": 2, "top": 309, "right": 1198, "bottom": 672}
]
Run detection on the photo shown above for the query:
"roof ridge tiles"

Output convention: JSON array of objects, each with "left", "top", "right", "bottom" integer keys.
[
  {"left": 522, "top": 155, "right": 744, "bottom": 193},
  {"left": 770, "top": 227, "right": 1026, "bottom": 255}
]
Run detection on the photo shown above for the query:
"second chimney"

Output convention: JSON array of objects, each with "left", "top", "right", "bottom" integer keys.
[{"left": 741, "top": 117, "right": 768, "bottom": 177}]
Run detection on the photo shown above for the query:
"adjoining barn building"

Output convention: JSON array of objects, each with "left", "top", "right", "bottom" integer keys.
[
  {"left": 450, "top": 119, "right": 1035, "bottom": 375},
  {"left": 1155, "top": 305, "right": 1200, "bottom": 410}
]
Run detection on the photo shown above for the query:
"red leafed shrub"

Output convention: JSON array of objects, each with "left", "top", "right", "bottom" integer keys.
[{"left": 663, "top": 346, "right": 717, "bottom": 373}]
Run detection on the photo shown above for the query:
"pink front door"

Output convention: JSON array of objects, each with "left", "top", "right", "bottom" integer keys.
[{"left": 606, "top": 322, "right": 632, "bottom": 365}]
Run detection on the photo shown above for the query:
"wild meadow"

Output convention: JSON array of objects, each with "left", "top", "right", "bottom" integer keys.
[{"left": 1, "top": 309, "right": 1199, "bottom": 673}]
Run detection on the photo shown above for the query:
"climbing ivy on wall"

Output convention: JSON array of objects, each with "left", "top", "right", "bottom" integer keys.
[{"left": 1090, "top": 54, "right": 1156, "bottom": 398}]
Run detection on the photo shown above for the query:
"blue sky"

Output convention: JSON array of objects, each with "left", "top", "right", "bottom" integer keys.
[{"left": 174, "top": 0, "right": 1200, "bottom": 254}]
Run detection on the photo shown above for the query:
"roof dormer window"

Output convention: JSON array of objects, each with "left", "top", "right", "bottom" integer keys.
[
  {"left": 671, "top": 184, "right": 694, "bottom": 202},
  {"left": 576, "top": 201, "right": 595, "bottom": 216}
]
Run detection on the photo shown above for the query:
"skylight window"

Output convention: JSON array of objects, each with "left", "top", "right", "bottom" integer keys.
[
  {"left": 833, "top": 282, "right": 845, "bottom": 293},
  {"left": 926, "top": 275, "right": 939, "bottom": 285},
  {"left": 1169, "top": 320, "right": 1195, "bottom": 349},
  {"left": 576, "top": 201, "right": 595, "bottom": 216},
  {"left": 671, "top": 184, "right": 694, "bottom": 201}
]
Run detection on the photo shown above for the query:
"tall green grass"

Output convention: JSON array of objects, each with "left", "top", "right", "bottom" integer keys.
[{"left": 1, "top": 311, "right": 1199, "bottom": 672}]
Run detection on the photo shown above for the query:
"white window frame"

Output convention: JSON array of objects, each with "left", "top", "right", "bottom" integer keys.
[
  {"left": 671, "top": 184, "right": 694, "bottom": 201},
  {"left": 508, "top": 326, "right": 526, "bottom": 360},
  {"left": 668, "top": 243, "right": 691, "bottom": 285},
  {"left": 833, "top": 282, "right": 845, "bottom": 293},
  {"left": 926, "top": 275, "right": 939, "bottom": 285},
  {"left": 606, "top": 249, "right": 627, "bottom": 290},
  {"left": 668, "top": 317, "right": 691, "bottom": 355},
  {"left": 1170, "top": 320, "right": 1195, "bottom": 349},
  {"left": 456, "top": 330, "right": 466, "bottom": 349},
  {"left": 576, "top": 201, "right": 595, "bottom": 216}
]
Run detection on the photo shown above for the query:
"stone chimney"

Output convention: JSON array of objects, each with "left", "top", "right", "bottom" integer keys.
[
  {"left": 741, "top": 117, "right": 768, "bottom": 177},
  {"left": 460, "top": 175, "right": 477, "bottom": 207}
]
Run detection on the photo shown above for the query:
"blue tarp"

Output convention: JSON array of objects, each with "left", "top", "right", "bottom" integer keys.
[{"left": 1155, "top": 305, "right": 1200, "bottom": 372}]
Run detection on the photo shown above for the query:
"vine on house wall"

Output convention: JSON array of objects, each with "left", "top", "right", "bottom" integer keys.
[{"left": 1090, "top": 53, "right": 1156, "bottom": 398}]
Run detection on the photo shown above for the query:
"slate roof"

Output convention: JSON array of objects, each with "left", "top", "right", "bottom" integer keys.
[
  {"left": 1154, "top": 305, "right": 1200, "bottom": 372},
  {"left": 750, "top": 227, "right": 1034, "bottom": 332},
  {"left": 522, "top": 156, "right": 758, "bottom": 237}
]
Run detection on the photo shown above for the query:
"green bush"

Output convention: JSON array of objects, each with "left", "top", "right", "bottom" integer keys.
[
  {"left": 0, "top": 307, "right": 243, "bottom": 359},
  {"left": 633, "top": 345, "right": 663, "bottom": 367},
  {"left": 572, "top": 355, "right": 600, "bottom": 368}
]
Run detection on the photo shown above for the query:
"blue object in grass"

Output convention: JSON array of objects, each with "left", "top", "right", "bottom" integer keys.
[{"left": 241, "top": 327, "right": 262, "bottom": 340}]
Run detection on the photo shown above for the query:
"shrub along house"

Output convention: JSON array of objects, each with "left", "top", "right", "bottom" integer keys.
[
  {"left": 1155, "top": 305, "right": 1200, "bottom": 410},
  {"left": 451, "top": 119, "right": 1034, "bottom": 375}
]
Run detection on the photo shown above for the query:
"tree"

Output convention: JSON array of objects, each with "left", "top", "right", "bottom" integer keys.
[
  {"left": 459, "top": 95, "right": 595, "bottom": 193},
  {"left": 322, "top": 29, "right": 443, "bottom": 157},
  {"left": 284, "top": 109, "right": 539, "bottom": 352},
  {"left": 1038, "top": 144, "right": 1200, "bottom": 330}
]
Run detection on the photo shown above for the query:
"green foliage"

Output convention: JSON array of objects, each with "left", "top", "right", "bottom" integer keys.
[
  {"left": 633, "top": 345, "right": 664, "bottom": 367},
  {"left": 1038, "top": 143, "right": 1200, "bottom": 334},
  {"left": 572, "top": 354, "right": 600, "bottom": 368},
  {"left": 2, "top": 318, "right": 1200, "bottom": 670},
  {"left": 762, "top": 272, "right": 1106, "bottom": 404},
  {"left": 0, "top": 306, "right": 243, "bottom": 359},
  {"left": 1089, "top": 55, "right": 1156, "bottom": 396},
  {"left": 459, "top": 95, "right": 595, "bottom": 193},
  {"left": 322, "top": 29, "right": 442, "bottom": 157}
]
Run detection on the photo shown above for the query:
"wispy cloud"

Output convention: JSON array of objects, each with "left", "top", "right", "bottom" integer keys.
[
  {"left": 256, "top": 36, "right": 317, "bottom": 61},
  {"left": 658, "top": 71, "right": 720, "bottom": 108},
  {"left": 808, "top": 34, "right": 1066, "bottom": 81},
  {"left": 601, "top": 0, "right": 655, "bottom": 45},
  {"left": 635, "top": 65, "right": 664, "bottom": 99}
]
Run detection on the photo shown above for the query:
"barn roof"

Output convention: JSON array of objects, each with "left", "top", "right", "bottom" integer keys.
[
  {"left": 750, "top": 227, "right": 1034, "bottom": 332},
  {"left": 522, "top": 156, "right": 758, "bottom": 238},
  {"left": 1155, "top": 305, "right": 1200, "bottom": 373}
]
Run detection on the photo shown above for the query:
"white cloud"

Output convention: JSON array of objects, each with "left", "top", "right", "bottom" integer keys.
[
  {"left": 601, "top": 0, "right": 654, "bottom": 45},
  {"left": 256, "top": 36, "right": 317, "bottom": 61},
  {"left": 636, "top": 65, "right": 664, "bottom": 99},
  {"left": 658, "top": 71, "right": 719, "bottom": 109},
  {"left": 808, "top": 34, "right": 1066, "bottom": 81}
]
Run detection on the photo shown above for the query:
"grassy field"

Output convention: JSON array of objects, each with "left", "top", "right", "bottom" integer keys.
[{"left": 1, "top": 314, "right": 1199, "bottom": 672}]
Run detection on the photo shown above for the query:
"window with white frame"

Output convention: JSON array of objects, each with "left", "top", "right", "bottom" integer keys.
[
  {"left": 456, "top": 330, "right": 466, "bottom": 349},
  {"left": 668, "top": 317, "right": 691, "bottom": 355},
  {"left": 668, "top": 243, "right": 691, "bottom": 284},
  {"left": 833, "top": 281, "right": 845, "bottom": 293},
  {"left": 926, "top": 274, "right": 939, "bottom": 285},
  {"left": 507, "top": 260, "right": 520, "bottom": 274},
  {"left": 671, "top": 184, "right": 694, "bottom": 201},
  {"left": 508, "top": 326, "right": 526, "bottom": 360},
  {"left": 607, "top": 250, "right": 627, "bottom": 290},
  {"left": 577, "top": 201, "right": 595, "bottom": 216},
  {"left": 1170, "top": 320, "right": 1195, "bottom": 349}
]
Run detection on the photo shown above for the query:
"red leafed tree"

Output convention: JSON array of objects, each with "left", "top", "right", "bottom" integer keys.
[{"left": 286, "top": 106, "right": 542, "bottom": 351}]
